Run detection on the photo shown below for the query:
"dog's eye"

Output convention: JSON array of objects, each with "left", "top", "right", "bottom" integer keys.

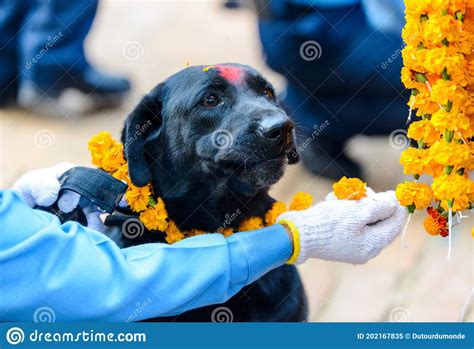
[
  {"left": 263, "top": 88, "right": 274, "bottom": 100},
  {"left": 201, "top": 93, "right": 222, "bottom": 108}
]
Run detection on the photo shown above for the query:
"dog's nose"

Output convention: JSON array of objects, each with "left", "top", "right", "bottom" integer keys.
[{"left": 257, "top": 117, "right": 294, "bottom": 146}]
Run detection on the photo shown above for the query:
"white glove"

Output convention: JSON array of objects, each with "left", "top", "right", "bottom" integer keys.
[
  {"left": 277, "top": 190, "right": 407, "bottom": 265},
  {"left": 12, "top": 163, "right": 79, "bottom": 210}
]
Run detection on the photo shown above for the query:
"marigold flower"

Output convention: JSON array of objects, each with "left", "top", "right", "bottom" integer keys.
[
  {"left": 407, "top": 119, "right": 440, "bottom": 145},
  {"left": 88, "top": 131, "right": 117, "bottom": 168},
  {"left": 409, "top": 92, "right": 440, "bottom": 116},
  {"left": 423, "top": 207, "right": 449, "bottom": 236},
  {"left": 265, "top": 201, "right": 287, "bottom": 225},
  {"left": 401, "top": 67, "right": 423, "bottom": 90},
  {"left": 139, "top": 198, "right": 168, "bottom": 231},
  {"left": 395, "top": 182, "right": 434, "bottom": 209},
  {"left": 440, "top": 195, "right": 470, "bottom": 211},
  {"left": 421, "top": 13, "right": 462, "bottom": 48},
  {"left": 429, "top": 140, "right": 470, "bottom": 166},
  {"left": 431, "top": 79, "right": 469, "bottom": 106},
  {"left": 219, "top": 227, "right": 234, "bottom": 237},
  {"left": 112, "top": 163, "right": 131, "bottom": 184},
  {"left": 431, "top": 109, "right": 471, "bottom": 135},
  {"left": 186, "top": 229, "right": 206, "bottom": 237},
  {"left": 432, "top": 174, "right": 469, "bottom": 201},
  {"left": 404, "top": 0, "right": 433, "bottom": 21},
  {"left": 238, "top": 216, "right": 264, "bottom": 232},
  {"left": 463, "top": 176, "right": 474, "bottom": 201},
  {"left": 402, "top": 45, "right": 427, "bottom": 73},
  {"left": 423, "top": 47, "right": 459, "bottom": 76},
  {"left": 126, "top": 184, "right": 152, "bottom": 212},
  {"left": 425, "top": 161, "right": 445, "bottom": 177},
  {"left": 400, "top": 147, "right": 430, "bottom": 176},
  {"left": 101, "top": 143, "right": 125, "bottom": 173},
  {"left": 165, "top": 220, "right": 185, "bottom": 244},
  {"left": 402, "top": 19, "right": 422, "bottom": 46},
  {"left": 333, "top": 177, "right": 366, "bottom": 200},
  {"left": 289, "top": 192, "right": 314, "bottom": 210}
]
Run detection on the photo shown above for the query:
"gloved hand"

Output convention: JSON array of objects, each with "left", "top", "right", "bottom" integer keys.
[
  {"left": 277, "top": 190, "right": 407, "bottom": 265},
  {"left": 12, "top": 163, "right": 79, "bottom": 210},
  {"left": 12, "top": 164, "right": 128, "bottom": 233},
  {"left": 13, "top": 163, "right": 128, "bottom": 238}
]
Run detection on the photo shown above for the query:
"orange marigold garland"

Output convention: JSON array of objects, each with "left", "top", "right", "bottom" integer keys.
[
  {"left": 398, "top": 0, "right": 474, "bottom": 259},
  {"left": 88, "top": 132, "right": 314, "bottom": 243}
]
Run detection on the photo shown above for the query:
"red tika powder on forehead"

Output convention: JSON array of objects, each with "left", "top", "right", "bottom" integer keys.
[{"left": 216, "top": 65, "right": 243, "bottom": 83}]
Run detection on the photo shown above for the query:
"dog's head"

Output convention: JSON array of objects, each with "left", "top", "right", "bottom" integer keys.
[{"left": 122, "top": 64, "right": 298, "bottom": 194}]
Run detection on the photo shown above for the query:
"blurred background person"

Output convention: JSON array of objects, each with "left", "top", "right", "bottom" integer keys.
[
  {"left": 256, "top": 0, "right": 408, "bottom": 179},
  {"left": 0, "top": 0, "right": 130, "bottom": 117}
]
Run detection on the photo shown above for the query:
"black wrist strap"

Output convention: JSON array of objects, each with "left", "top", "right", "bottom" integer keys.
[{"left": 57, "top": 166, "right": 128, "bottom": 213}]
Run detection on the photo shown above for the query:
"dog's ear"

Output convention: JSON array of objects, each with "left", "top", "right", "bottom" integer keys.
[{"left": 122, "top": 83, "right": 164, "bottom": 187}]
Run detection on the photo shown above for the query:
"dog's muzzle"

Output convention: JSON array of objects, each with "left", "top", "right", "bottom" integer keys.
[{"left": 256, "top": 113, "right": 295, "bottom": 159}]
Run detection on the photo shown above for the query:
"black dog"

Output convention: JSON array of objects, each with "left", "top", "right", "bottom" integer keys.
[{"left": 121, "top": 64, "right": 307, "bottom": 322}]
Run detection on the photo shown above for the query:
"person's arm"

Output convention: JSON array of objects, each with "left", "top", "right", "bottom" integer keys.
[
  {"left": 8, "top": 164, "right": 408, "bottom": 321},
  {"left": 0, "top": 190, "right": 292, "bottom": 322}
]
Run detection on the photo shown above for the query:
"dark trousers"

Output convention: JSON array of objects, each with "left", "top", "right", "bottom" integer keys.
[
  {"left": 258, "top": 3, "right": 409, "bottom": 146},
  {"left": 0, "top": 0, "right": 98, "bottom": 96}
]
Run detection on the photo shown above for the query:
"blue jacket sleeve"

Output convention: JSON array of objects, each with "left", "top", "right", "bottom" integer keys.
[{"left": 0, "top": 190, "right": 292, "bottom": 321}]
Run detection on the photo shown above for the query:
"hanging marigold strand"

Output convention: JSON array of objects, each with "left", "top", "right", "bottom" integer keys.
[{"left": 397, "top": 0, "right": 474, "bottom": 259}]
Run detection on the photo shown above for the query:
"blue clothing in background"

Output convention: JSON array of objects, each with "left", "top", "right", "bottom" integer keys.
[
  {"left": 0, "top": 0, "right": 98, "bottom": 94},
  {"left": 0, "top": 190, "right": 291, "bottom": 321},
  {"left": 259, "top": 0, "right": 408, "bottom": 142}
]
